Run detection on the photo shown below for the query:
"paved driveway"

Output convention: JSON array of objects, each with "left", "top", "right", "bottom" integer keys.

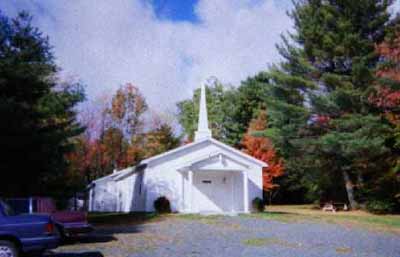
[{"left": 50, "top": 215, "right": 400, "bottom": 257}]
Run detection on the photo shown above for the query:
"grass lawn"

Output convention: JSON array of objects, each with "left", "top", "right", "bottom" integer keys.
[{"left": 249, "top": 205, "right": 400, "bottom": 233}]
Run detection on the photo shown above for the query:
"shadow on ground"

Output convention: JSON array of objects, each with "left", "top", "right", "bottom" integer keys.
[
  {"left": 61, "top": 233, "right": 117, "bottom": 245},
  {"left": 60, "top": 212, "right": 160, "bottom": 245},
  {"left": 88, "top": 212, "right": 161, "bottom": 228},
  {"left": 45, "top": 212, "right": 163, "bottom": 257},
  {"left": 47, "top": 251, "right": 104, "bottom": 257},
  {"left": 60, "top": 212, "right": 162, "bottom": 245}
]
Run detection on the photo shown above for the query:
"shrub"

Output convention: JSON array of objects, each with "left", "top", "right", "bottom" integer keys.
[
  {"left": 252, "top": 197, "right": 264, "bottom": 212},
  {"left": 366, "top": 200, "right": 396, "bottom": 214},
  {"left": 154, "top": 196, "right": 171, "bottom": 213}
]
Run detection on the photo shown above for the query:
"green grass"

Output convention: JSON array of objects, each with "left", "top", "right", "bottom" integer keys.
[
  {"left": 333, "top": 214, "right": 400, "bottom": 228},
  {"left": 245, "top": 212, "right": 300, "bottom": 223},
  {"left": 248, "top": 205, "right": 400, "bottom": 233},
  {"left": 243, "top": 236, "right": 353, "bottom": 252},
  {"left": 242, "top": 237, "right": 300, "bottom": 248},
  {"left": 175, "top": 213, "right": 224, "bottom": 224},
  {"left": 176, "top": 213, "right": 224, "bottom": 220},
  {"left": 242, "top": 238, "right": 271, "bottom": 247},
  {"left": 336, "top": 247, "right": 352, "bottom": 254}
]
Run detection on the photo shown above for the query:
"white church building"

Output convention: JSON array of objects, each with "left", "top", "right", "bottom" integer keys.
[{"left": 88, "top": 84, "right": 267, "bottom": 214}]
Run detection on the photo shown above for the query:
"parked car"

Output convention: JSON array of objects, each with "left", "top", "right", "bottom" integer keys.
[
  {"left": 52, "top": 210, "right": 93, "bottom": 238},
  {"left": 0, "top": 198, "right": 59, "bottom": 257},
  {"left": 6, "top": 197, "right": 93, "bottom": 239}
]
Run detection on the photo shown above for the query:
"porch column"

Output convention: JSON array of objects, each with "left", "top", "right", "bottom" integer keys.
[
  {"left": 188, "top": 170, "right": 193, "bottom": 212},
  {"left": 242, "top": 171, "right": 249, "bottom": 213}
]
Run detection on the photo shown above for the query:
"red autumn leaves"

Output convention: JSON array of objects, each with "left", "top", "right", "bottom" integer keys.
[{"left": 241, "top": 110, "right": 284, "bottom": 191}]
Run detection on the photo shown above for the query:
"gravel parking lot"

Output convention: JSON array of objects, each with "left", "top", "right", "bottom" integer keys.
[{"left": 49, "top": 214, "right": 400, "bottom": 257}]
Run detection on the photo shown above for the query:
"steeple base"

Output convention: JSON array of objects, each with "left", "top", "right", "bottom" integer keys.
[{"left": 194, "top": 130, "right": 212, "bottom": 142}]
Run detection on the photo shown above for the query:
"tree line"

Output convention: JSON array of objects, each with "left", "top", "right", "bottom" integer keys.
[
  {"left": 65, "top": 83, "right": 180, "bottom": 195},
  {"left": 177, "top": 0, "right": 400, "bottom": 213}
]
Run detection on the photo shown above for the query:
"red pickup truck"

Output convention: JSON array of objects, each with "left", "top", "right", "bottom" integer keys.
[{"left": 6, "top": 197, "right": 93, "bottom": 239}]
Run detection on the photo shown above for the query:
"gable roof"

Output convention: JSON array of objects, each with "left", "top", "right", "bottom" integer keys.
[
  {"left": 91, "top": 167, "right": 133, "bottom": 184},
  {"left": 91, "top": 138, "right": 267, "bottom": 184},
  {"left": 142, "top": 138, "right": 267, "bottom": 167},
  {"left": 91, "top": 163, "right": 147, "bottom": 184}
]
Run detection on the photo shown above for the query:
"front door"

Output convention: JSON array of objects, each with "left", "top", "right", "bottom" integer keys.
[{"left": 193, "top": 172, "right": 233, "bottom": 213}]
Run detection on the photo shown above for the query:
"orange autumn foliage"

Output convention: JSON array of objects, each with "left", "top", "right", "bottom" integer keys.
[
  {"left": 376, "top": 31, "right": 400, "bottom": 82},
  {"left": 370, "top": 31, "right": 400, "bottom": 125},
  {"left": 241, "top": 110, "right": 284, "bottom": 191}
]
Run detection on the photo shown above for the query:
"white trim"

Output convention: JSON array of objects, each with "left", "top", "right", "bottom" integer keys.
[
  {"left": 142, "top": 138, "right": 267, "bottom": 168},
  {"left": 91, "top": 166, "right": 139, "bottom": 184},
  {"left": 113, "top": 167, "right": 136, "bottom": 181},
  {"left": 188, "top": 170, "right": 193, "bottom": 213},
  {"left": 181, "top": 172, "right": 185, "bottom": 211},
  {"left": 231, "top": 173, "right": 234, "bottom": 212},
  {"left": 175, "top": 151, "right": 250, "bottom": 172},
  {"left": 243, "top": 171, "right": 249, "bottom": 213}
]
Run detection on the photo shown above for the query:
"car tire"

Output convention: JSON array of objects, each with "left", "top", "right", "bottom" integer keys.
[{"left": 0, "top": 240, "right": 19, "bottom": 257}]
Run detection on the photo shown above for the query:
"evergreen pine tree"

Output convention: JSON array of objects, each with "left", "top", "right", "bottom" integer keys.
[
  {"left": 0, "top": 12, "right": 85, "bottom": 196},
  {"left": 266, "top": 0, "right": 394, "bottom": 207}
]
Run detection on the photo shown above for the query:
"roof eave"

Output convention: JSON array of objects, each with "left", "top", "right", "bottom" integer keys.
[{"left": 142, "top": 138, "right": 267, "bottom": 168}]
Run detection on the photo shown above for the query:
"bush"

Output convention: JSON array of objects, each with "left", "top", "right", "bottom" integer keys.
[
  {"left": 154, "top": 196, "right": 171, "bottom": 213},
  {"left": 252, "top": 197, "right": 264, "bottom": 212},
  {"left": 366, "top": 200, "right": 396, "bottom": 214}
]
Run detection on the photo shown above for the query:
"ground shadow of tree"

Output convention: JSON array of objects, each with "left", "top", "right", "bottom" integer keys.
[
  {"left": 88, "top": 212, "right": 160, "bottom": 228},
  {"left": 61, "top": 233, "right": 117, "bottom": 245},
  {"left": 47, "top": 251, "right": 104, "bottom": 257},
  {"left": 54, "top": 211, "right": 163, "bottom": 256}
]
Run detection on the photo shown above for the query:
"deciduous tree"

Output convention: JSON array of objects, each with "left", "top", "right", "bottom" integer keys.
[{"left": 241, "top": 110, "right": 284, "bottom": 203}]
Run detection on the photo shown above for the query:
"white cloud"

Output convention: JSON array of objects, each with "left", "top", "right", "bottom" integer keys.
[
  {"left": 3, "top": 0, "right": 400, "bottom": 134},
  {"left": 0, "top": 0, "right": 292, "bottom": 112}
]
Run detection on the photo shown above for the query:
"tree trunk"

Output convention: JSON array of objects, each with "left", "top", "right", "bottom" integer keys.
[{"left": 343, "top": 170, "right": 358, "bottom": 209}]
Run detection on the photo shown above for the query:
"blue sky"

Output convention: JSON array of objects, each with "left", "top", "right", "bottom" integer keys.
[
  {"left": 148, "top": 0, "right": 293, "bottom": 23},
  {"left": 1, "top": 0, "right": 397, "bottom": 117},
  {"left": 149, "top": 0, "right": 200, "bottom": 22}
]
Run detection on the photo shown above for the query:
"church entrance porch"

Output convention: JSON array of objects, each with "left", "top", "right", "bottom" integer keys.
[
  {"left": 183, "top": 169, "right": 249, "bottom": 214},
  {"left": 193, "top": 171, "right": 234, "bottom": 213}
]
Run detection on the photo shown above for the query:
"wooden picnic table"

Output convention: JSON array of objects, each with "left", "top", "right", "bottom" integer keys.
[{"left": 322, "top": 202, "right": 349, "bottom": 212}]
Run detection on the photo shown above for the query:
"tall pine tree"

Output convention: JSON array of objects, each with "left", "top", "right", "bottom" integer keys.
[
  {"left": 266, "top": 0, "right": 395, "bottom": 208},
  {"left": 0, "top": 12, "right": 85, "bottom": 196}
]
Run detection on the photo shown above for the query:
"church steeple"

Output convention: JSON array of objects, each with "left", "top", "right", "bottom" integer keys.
[{"left": 194, "top": 84, "right": 212, "bottom": 142}]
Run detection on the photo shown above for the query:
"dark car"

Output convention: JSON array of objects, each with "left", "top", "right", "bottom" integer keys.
[
  {"left": 6, "top": 197, "right": 93, "bottom": 239},
  {"left": 51, "top": 211, "right": 93, "bottom": 238},
  {"left": 0, "top": 198, "right": 59, "bottom": 257}
]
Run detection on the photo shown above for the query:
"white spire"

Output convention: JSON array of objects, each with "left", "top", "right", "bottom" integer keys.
[{"left": 194, "top": 83, "right": 212, "bottom": 141}]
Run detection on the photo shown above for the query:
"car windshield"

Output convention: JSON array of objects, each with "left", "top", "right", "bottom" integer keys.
[{"left": 0, "top": 199, "right": 17, "bottom": 216}]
